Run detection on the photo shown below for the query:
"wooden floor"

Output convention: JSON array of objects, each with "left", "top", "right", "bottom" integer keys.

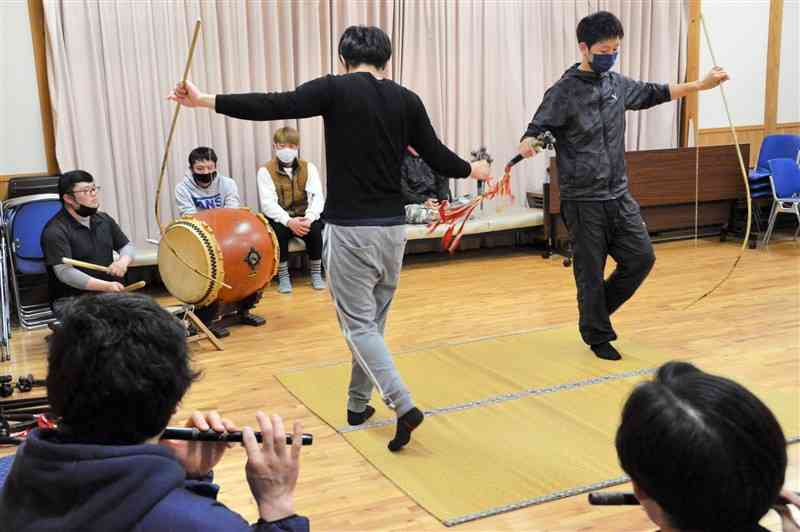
[{"left": 3, "top": 237, "right": 799, "bottom": 531}]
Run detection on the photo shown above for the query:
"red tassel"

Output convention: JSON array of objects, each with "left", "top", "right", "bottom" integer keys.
[
  {"left": 434, "top": 165, "right": 518, "bottom": 253},
  {"left": 448, "top": 231, "right": 464, "bottom": 253},
  {"left": 446, "top": 201, "right": 480, "bottom": 254},
  {"left": 441, "top": 224, "right": 455, "bottom": 251}
]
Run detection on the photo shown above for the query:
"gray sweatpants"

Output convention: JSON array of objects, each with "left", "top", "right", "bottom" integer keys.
[{"left": 322, "top": 223, "right": 414, "bottom": 417}]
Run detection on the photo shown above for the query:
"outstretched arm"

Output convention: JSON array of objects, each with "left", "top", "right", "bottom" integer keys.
[
  {"left": 169, "top": 77, "right": 333, "bottom": 121},
  {"left": 170, "top": 80, "right": 217, "bottom": 109},
  {"left": 670, "top": 66, "right": 729, "bottom": 100}
]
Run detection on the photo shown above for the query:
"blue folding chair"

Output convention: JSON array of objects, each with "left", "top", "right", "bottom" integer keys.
[
  {"left": 3, "top": 194, "right": 61, "bottom": 328},
  {"left": 762, "top": 158, "right": 800, "bottom": 247},
  {"left": 751, "top": 135, "right": 800, "bottom": 182},
  {"left": 747, "top": 135, "right": 800, "bottom": 245}
]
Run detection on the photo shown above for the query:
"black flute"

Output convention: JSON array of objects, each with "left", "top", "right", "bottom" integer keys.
[
  {"left": 588, "top": 491, "right": 796, "bottom": 506},
  {"left": 162, "top": 427, "right": 313, "bottom": 445}
]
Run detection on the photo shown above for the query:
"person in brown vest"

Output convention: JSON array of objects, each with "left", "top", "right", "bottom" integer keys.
[{"left": 257, "top": 127, "right": 325, "bottom": 293}]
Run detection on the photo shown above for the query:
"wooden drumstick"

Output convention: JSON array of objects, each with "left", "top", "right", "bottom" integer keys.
[
  {"left": 123, "top": 281, "right": 146, "bottom": 292},
  {"left": 62, "top": 257, "right": 111, "bottom": 274},
  {"left": 63, "top": 259, "right": 142, "bottom": 291}
]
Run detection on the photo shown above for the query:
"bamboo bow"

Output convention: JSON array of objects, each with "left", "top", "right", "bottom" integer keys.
[
  {"left": 684, "top": 13, "right": 752, "bottom": 309},
  {"left": 154, "top": 19, "right": 230, "bottom": 290}
]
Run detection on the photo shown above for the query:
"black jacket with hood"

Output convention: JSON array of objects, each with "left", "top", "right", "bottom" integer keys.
[{"left": 523, "top": 64, "right": 671, "bottom": 201}]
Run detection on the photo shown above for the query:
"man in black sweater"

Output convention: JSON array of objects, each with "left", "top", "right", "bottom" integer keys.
[
  {"left": 171, "top": 26, "right": 491, "bottom": 451},
  {"left": 518, "top": 12, "right": 728, "bottom": 361}
]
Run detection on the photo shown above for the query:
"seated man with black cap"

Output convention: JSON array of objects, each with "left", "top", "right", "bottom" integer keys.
[{"left": 41, "top": 170, "right": 135, "bottom": 319}]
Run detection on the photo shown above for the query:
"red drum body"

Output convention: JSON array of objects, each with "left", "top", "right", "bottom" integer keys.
[{"left": 158, "top": 208, "right": 279, "bottom": 306}]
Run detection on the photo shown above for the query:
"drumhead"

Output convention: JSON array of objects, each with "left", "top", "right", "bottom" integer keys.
[{"left": 157, "top": 219, "right": 223, "bottom": 306}]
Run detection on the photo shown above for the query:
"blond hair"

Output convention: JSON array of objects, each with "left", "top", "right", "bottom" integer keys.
[{"left": 273, "top": 126, "right": 300, "bottom": 146}]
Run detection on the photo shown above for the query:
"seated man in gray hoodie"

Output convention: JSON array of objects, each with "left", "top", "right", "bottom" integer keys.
[
  {"left": 175, "top": 146, "right": 241, "bottom": 215},
  {"left": 174, "top": 147, "right": 265, "bottom": 337}
]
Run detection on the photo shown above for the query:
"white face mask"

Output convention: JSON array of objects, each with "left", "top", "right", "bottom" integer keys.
[{"left": 276, "top": 148, "right": 298, "bottom": 165}]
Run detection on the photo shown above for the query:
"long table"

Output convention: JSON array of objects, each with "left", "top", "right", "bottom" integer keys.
[{"left": 541, "top": 144, "right": 749, "bottom": 258}]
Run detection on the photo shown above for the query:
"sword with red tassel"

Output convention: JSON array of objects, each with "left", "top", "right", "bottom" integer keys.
[{"left": 430, "top": 131, "right": 555, "bottom": 253}]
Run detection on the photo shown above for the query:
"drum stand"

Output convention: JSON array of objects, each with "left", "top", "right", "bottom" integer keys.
[{"left": 164, "top": 304, "right": 224, "bottom": 351}]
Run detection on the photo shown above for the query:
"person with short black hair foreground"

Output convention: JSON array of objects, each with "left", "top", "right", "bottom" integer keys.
[
  {"left": 42, "top": 170, "right": 135, "bottom": 318},
  {"left": 257, "top": 127, "right": 326, "bottom": 293},
  {"left": 519, "top": 11, "right": 729, "bottom": 361},
  {"left": 0, "top": 293, "right": 308, "bottom": 532},
  {"left": 616, "top": 361, "right": 799, "bottom": 532},
  {"left": 170, "top": 25, "right": 491, "bottom": 451}
]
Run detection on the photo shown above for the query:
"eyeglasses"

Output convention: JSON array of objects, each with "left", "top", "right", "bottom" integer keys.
[{"left": 71, "top": 185, "right": 101, "bottom": 195}]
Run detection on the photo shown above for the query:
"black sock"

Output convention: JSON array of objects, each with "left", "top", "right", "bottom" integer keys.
[
  {"left": 388, "top": 407, "right": 424, "bottom": 452},
  {"left": 347, "top": 405, "right": 376, "bottom": 426},
  {"left": 591, "top": 342, "right": 622, "bottom": 361}
]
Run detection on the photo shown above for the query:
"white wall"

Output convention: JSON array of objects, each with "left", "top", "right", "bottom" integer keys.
[
  {"left": 778, "top": 0, "right": 799, "bottom": 124},
  {"left": 699, "top": 0, "right": 770, "bottom": 128},
  {"left": 0, "top": 0, "right": 48, "bottom": 175}
]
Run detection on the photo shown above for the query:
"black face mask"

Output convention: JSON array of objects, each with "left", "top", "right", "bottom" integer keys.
[
  {"left": 73, "top": 203, "right": 98, "bottom": 217},
  {"left": 193, "top": 171, "right": 217, "bottom": 187}
]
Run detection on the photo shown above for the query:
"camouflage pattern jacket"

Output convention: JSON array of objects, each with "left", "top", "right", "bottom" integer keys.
[{"left": 523, "top": 65, "right": 671, "bottom": 201}]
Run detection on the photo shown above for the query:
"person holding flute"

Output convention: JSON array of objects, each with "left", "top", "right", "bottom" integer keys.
[
  {"left": 611, "top": 361, "right": 797, "bottom": 532},
  {"left": 0, "top": 293, "right": 309, "bottom": 532},
  {"left": 41, "top": 170, "right": 136, "bottom": 318}
]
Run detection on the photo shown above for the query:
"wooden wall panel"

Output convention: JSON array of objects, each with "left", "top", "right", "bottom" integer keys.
[
  {"left": 776, "top": 122, "right": 800, "bottom": 136},
  {"left": 1, "top": 1, "right": 57, "bottom": 201},
  {"left": 698, "top": 125, "right": 763, "bottom": 166},
  {"left": 765, "top": 0, "right": 784, "bottom": 133}
]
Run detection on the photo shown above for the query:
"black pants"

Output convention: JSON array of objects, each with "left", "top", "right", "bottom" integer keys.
[
  {"left": 268, "top": 219, "right": 323, "bottom": 262},
  {"left": 195, "top": 291, "right": 262, "bottom": 325},
  {"left": 561, "top": 192, "right": 655, "bottom": 346}
]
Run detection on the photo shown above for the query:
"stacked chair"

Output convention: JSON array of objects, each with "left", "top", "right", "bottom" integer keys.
[
  {"left": 748, "top": 135, "right": 800, "bottom": 247},
  {"left": 762, "top": 158, "right": 800, "bottom": 247},
  {"left": 0, "top": 203, "right": 10, "bottom": 361},
  {"left": 2, "top": 175, "right": 61, "bottom": 333}
]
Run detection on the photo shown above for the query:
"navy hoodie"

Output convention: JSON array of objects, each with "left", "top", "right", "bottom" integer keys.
[{"left": 0, "top": 429, "right": 309, "bottom": 532}]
